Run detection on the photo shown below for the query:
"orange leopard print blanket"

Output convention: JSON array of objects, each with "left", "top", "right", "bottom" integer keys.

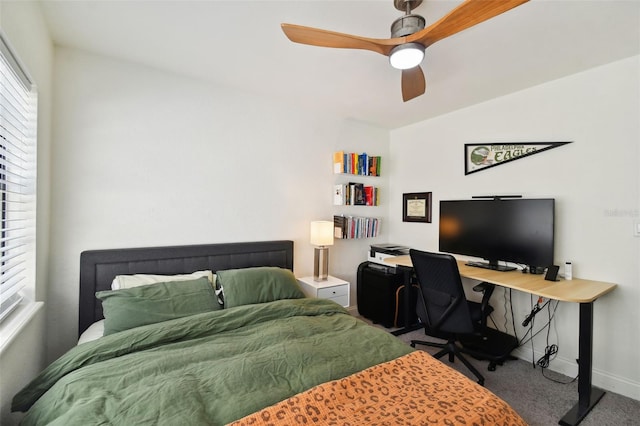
[{"left": 229, "top": 350, "right": 527, "bottom": 426}]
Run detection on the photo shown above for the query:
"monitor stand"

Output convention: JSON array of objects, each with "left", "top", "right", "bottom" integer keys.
[{"left": 465, "top": 261, "right": 516, "bottom": 272}]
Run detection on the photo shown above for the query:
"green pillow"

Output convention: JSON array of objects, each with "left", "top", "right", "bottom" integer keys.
[
  {"left": 216, "top": 267, "right": 305, "bottom": 308},
  {"left": 96, "top": 277, "right": 221, "bottom": 335}
]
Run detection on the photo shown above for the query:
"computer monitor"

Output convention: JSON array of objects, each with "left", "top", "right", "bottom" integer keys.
[{"left": 439, "top": 198, "right": 555, "bottom": 272}]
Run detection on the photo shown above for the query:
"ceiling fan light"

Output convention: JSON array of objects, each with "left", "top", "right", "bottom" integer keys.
[{"left": 389, "top": 43, "right": 424, "bottom": 70}]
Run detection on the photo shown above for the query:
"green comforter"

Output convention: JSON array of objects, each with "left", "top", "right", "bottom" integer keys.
[{"left": 13, "top": 298, "right": 413, "bottom": 425}]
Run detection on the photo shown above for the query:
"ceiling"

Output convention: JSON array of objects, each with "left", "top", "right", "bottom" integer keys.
[{"left": 39, "top": 0, "right": 640, "bottom": 129}]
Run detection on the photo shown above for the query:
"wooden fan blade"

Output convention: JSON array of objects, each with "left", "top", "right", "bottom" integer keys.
[
  {"left": 409, "top": 0, "right": 529, "bottom": 48},
  {"left": 281, "top": 23, "right": 401, "bottom": 56},
  {"left": 401, "top": 66, "right": 426, "bottom": 102}
]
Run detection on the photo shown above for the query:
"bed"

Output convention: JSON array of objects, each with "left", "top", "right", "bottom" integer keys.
[{"left": 12, "top": 240, "right": 527, "bottom": 425}]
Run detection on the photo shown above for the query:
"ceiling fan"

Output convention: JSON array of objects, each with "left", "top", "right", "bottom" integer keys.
[{"left": 281, "top": 0, "right": 529, "bottom": 102}]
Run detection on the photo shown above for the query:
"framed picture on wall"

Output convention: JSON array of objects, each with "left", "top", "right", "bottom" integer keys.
[{"left": 402, "top": 192, "right": 432, "bottom": 223}]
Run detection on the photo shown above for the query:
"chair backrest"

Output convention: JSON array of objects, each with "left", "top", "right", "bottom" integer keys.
[{"left": 410, "top": 249, "right": 475, "bottom": 335}]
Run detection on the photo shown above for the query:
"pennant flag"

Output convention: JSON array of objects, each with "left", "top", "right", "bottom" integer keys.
[{"left": 465, "top": 142, "right": 572, "bottom": 175}]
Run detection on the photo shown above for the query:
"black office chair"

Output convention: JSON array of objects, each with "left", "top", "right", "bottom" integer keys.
[{"left": 409, "top": 249, "right": 492, "bottom": 385}]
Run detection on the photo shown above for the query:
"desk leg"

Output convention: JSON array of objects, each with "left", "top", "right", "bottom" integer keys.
[
  {"left": 559, "top": 302, "right": 606, "bottom": 426},
  {"left": 391, "top": 265, "right": 421, "bottom": 336}
]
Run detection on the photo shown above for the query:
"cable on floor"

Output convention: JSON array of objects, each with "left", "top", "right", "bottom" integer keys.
[{"left": 536, "top": 344, "right": 557, "bottom": 368}]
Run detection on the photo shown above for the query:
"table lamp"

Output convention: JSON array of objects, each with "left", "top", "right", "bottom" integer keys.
[{"left": 310, "top": 221, "right": 334, "bottom": 281}]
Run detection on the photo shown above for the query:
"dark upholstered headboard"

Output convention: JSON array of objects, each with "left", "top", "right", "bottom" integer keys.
[{"left": 79, "top": 240, "right": 294, "bottom": 336}]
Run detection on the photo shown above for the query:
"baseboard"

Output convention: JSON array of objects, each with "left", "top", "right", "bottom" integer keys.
[{"left": 512, "top": 346, "right": 640, "bottom": 401}]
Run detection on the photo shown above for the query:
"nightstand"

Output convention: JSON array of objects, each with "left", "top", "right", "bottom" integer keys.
[{"left": 297, "top": 276, "right": 350, "bottom": 308}]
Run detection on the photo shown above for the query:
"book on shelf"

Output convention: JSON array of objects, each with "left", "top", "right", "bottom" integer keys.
[
  {"left": 333, "top": 151, "right": 381, "bottom": 176},
  {"left": 351, "top": 182, "right": 365, "bottom": 205},
  {"left": 334, "top": 183, "right": 378, "bottom": 206},
  {"left": 368, "top": 156, "right": 381, "bottom": 177},
  {"left": 333, "top": 184, "right": 345, "bottom": 206},
  {"left": 364, "top": 186, "right": 376, "bottom": 206},
  {"left": 333, "top": 215, "right": 381, "bottom": 239},
  {"left": 334, "top": 215, "right": 346, "bottom": 239},
  {"left": 358, "top": 153, "right": 367, "bottom": 176},
  {"left": 333, "top": 151, "right": 344, "bottom": 174}
]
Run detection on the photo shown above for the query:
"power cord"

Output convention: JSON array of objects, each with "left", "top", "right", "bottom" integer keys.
[
  {"left": 531, "top": 301, "right": 577, "bottom": 384},
  {"left": 542, "top": 365, "right": 579, "bottom": 384},
  {"left": 487, "top": 287, "right": 512, "bottom": 336},
  {"left": 529, "top": 295, "right": 536, "bottom": 367},
  {"left": 542, "top": 369, "right": 578, "bottom": 384},
  {"left": 509, "top": 289, "right": 518, "bottom": 342},
  {"left": 502, "top": 288, "right": 510, "bottom": 333},
  {"left": 502, "top": 290, "right": 577, "bottom": 385},
  {"left": 519, "top": 298, "right": 553, "bottom": 346},
  {"left": 522, "top": 301, "right": 543, "bottom": 327},
  {"left": 536, "top": 344, "right": 558, "bottom": 368},
  {"left": 540, "top": 301, "right": 560, "bottom": 366},
  {"left": 540, "top": 348, "right": 579, "bottom": 384}
]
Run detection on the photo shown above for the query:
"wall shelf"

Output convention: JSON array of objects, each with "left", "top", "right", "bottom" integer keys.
[
  {"left": 333, "top": 215, "right": 380, "bottom": 239},
  {"left": 333, "top": 151, "right": 382, "bottom": 239},
  {"left": 333, "top": 151, "right": 381, "bottom": 176}
]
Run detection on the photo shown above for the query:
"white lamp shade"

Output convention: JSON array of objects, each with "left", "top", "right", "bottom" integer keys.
[{"left": 310, "top": 221, "right": 334, "bottom": 246}]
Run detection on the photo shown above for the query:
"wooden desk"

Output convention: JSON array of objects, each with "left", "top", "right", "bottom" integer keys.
[
  {"left": 384, "top": 255, "right": 617, "bottom": 426},
  {"left": 388, "top": 255, "right": 616, "bottom": 303}
]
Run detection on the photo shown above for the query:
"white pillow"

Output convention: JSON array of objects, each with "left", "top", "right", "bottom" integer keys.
[
  {"left": 111, "top": 270, "right": 215, "bottom": 290},
  {"left": 77, "top": 320, "right": 105, "bottom": 345}
]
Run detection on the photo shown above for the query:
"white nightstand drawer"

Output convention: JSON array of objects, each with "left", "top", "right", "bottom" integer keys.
[
  {"left": 297, "top": 276, "right": 350, "bottom": 308},
  {"left": 317, "top": 285, "right": 348, "bottom": 299},
  {"left": 328, "top": 294, "right": 349, "bottom": 307}
]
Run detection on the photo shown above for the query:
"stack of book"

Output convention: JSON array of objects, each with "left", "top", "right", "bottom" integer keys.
[
  {"left": 334, "top": 183, "right": 379, "bottom": 206},
  {"left": 333, "top": 215, "right": 381, "bottom": 239},
  {"left": 333, "top": 151, "right": 381, "bottom": 176}
]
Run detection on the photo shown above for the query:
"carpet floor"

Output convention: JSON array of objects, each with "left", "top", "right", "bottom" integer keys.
[{"left": 391, "top": 327, "right": 640, "bottom": 426}]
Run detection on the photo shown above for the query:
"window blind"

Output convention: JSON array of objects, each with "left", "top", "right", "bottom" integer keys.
[{"left": 0, "top": 32, "right": 37, "bottom": 323}]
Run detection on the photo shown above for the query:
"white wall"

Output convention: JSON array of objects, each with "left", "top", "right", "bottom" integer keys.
[
  {"left": 0, "top": 1, "right": 53, "bottom": 424},
  {"left": 48, "top": 47, "right": 389, "bottom": 361},
  {"left": 388, "top": 56, "right": 640, "bottom": 400}
]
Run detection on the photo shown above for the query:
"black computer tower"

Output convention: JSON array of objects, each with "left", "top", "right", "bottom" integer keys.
[{"left": 356, "top": 261, "right": 418, "bottom": 328}]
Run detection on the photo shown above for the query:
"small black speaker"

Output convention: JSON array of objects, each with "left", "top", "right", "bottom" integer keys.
[{"left": 544, "top": 265, "right": 560, "bottom": 281}]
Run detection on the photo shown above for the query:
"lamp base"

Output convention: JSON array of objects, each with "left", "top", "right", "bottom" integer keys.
[{"left": 313, "top": 246, "right": 329, "bottom": 281}]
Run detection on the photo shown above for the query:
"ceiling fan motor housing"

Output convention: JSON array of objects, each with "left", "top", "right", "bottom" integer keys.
[
  {"left": 390, "top": 14, "right": 426, "bottom": 38},
  {"left": 393, "top": 0, "right": 423, "bottom": 13}
]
